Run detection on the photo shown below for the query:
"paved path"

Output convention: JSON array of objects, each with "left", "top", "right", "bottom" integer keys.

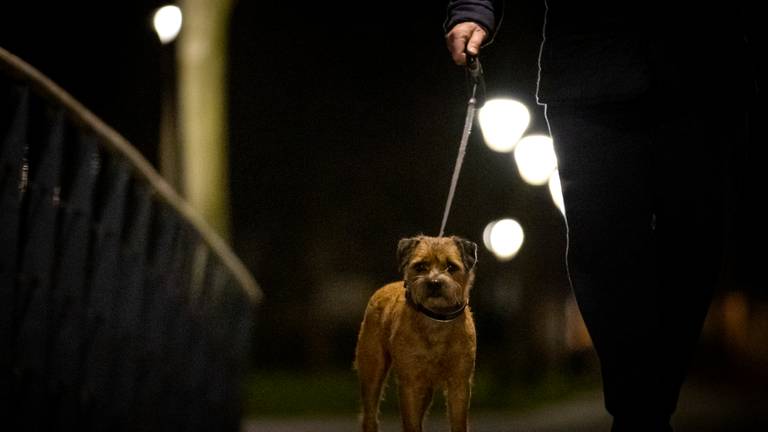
[{"left": 243, "top": 390, "right": 609, "bottom": 432}]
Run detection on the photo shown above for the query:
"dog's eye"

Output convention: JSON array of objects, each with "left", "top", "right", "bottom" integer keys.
[
  {"left": 413, "top": 262, "right": 428, "bottom": 273},
  {"left": 446, "top": 263, "right": 459, "bottom": 273}
]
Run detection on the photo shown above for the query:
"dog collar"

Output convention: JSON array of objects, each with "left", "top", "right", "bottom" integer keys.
[{"left": 404, "top": 287, "right": 467, "bottom": 322}]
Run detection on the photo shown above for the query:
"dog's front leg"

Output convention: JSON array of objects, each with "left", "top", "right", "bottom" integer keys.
[
  {"left": 397, "top": 378, "right": 432, "bottom": 432},
  {"left": 355, "top": 313, "right": 391, "bottom": 432},
  {"left": 445, "top": 378, "right": 471, "bottom": 432}
]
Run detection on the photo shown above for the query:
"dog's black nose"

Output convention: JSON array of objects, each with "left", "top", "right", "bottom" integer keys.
[{"left": 427, "top": 280, "right": 442, "bottom": 293}]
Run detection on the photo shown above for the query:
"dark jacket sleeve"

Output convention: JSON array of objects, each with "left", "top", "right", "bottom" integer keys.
[{"left": 444, "top": 0, "right": 504, "bottom": 45}]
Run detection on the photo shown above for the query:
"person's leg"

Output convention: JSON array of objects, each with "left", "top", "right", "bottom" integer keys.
[
  {"left": 546, "top": 99, "right": 674, "bottom": 430},
  {"left": 651, "top": 101, "right": 736, "bottom": 417}
]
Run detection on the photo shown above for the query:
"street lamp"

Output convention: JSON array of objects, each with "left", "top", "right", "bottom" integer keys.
[
  {"left": 483, "top": 218, "right": 525, "bottom": 261},
  {"left": 513, "top": 134, "right": 558, "bottom": 186},
  {"left": 477, "top": 98, "right": 530, "bottom": 153},
  {"left": 153, "top": 5, "right": 183, "bottom": 45},
  {"left": 548, "top": 169, "right": 565, "bottom": 216}
]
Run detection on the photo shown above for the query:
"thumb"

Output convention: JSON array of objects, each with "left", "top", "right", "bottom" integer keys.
[{"left": 466, "top": 27, "right": 487, "bottom": 56}]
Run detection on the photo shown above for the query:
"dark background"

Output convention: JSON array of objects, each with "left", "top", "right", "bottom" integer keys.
[
  {"left": 226, "top": 0, "right": 569, "bottom": 371},
  {"left": 2, "top": 0, "right": 766, "bottom": 419}
]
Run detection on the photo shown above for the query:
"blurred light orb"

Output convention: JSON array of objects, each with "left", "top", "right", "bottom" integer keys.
[
  {"left": 153, "top": 5, "right": 183, "bottom": 44},
  {"left": 478, "top": 98, "right": 531, "bottom": 153},
  {"left": 483, "top": 218, "right": 524, "bottom": 261},
  {"left": 548, "top": 169, "right": 565, "bottom": 216},
  {"left": 513, "top": 134, "right": 558, "bottom": 186}
]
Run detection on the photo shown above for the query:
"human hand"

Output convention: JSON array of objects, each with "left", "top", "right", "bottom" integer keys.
[{"left": 446, "top": 22, "right": 487, "bottom": 65}]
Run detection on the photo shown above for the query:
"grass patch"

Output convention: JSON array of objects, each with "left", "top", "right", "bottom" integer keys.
[
  {"left": 242, "top": 370, "right": 360, "bottom": 416},
  {"left": 471, "top": 369, "right": 602, "bottom": 413},
  {"left": 242, "top": 368, "right": 601, "bottom": 417}
]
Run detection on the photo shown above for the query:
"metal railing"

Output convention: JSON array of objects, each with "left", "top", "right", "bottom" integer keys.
[{"left": 0, "top": 47, "right": 262, "bottom": 431}]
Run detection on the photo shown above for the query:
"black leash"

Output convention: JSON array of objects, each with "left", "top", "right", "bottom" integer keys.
[{"left": 438, "top": 55, "right": 485, "bottom": 237}]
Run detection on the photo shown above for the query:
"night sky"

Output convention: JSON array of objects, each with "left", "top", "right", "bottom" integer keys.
[{"left": 1, "top": 1, "right": 764, "bottom": 369}]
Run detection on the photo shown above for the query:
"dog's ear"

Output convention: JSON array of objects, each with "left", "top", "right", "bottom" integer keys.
[
  {"left": 397, "top": 237, "right": 421, "bottom": 274},
  {"left": 452, "top": 236, "right": 478, "bottom": 272}
]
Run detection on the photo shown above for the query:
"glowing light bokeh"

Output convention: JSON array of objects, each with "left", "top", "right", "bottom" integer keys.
[
  {"left": 153, "top": 5, "right": 183, "bottom": 44},
  {"left": 477, "top": 98, "right": 531, "bottom": 153},
  {"left": 548, "top": 169, "right": 565, "bottom": 216},
  {"left": 513, "top": 134, "right": 558, "bottom": 186},
  {"left": 483, "top": 218, "right": 525, "bottom": 261}
]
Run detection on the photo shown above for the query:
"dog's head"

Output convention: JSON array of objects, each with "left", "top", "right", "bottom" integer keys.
[{"left": 397, "top": 235, "right": 477, "bottom": 315}]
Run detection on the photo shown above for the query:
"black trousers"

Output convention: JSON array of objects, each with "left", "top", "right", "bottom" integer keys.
[{"left": 545, "top": 95, "right": 738, "bottom": 431}]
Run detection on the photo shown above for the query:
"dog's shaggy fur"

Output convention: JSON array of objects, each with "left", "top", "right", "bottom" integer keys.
[{"left": 355, "top": 236, "right": 478, "bottom": 432}]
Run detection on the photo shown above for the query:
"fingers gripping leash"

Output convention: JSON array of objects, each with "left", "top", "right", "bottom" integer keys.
[{"left": 438, "top": 55, "right": 485, "bottom": 237}]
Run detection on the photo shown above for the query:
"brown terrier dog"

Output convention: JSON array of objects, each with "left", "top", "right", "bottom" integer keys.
[{"left": 355, "top": 235, "right": 478, "bottom": 432}]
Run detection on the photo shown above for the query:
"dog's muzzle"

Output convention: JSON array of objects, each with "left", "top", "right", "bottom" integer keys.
[{"left": 404, "top": 285, "right": 467, "bottom": 322}]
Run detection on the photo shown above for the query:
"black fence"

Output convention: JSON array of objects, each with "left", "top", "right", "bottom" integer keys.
[{"left": 0, "top": 47, "right": 262, "bottom": 431}]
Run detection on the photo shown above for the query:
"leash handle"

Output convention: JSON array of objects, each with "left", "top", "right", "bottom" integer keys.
[
  {"left": 465, "top": 54, "right": 485, "bottom": 102},
  {"left": 466, "top": 54, "right": 482, "bottom": 82}
]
